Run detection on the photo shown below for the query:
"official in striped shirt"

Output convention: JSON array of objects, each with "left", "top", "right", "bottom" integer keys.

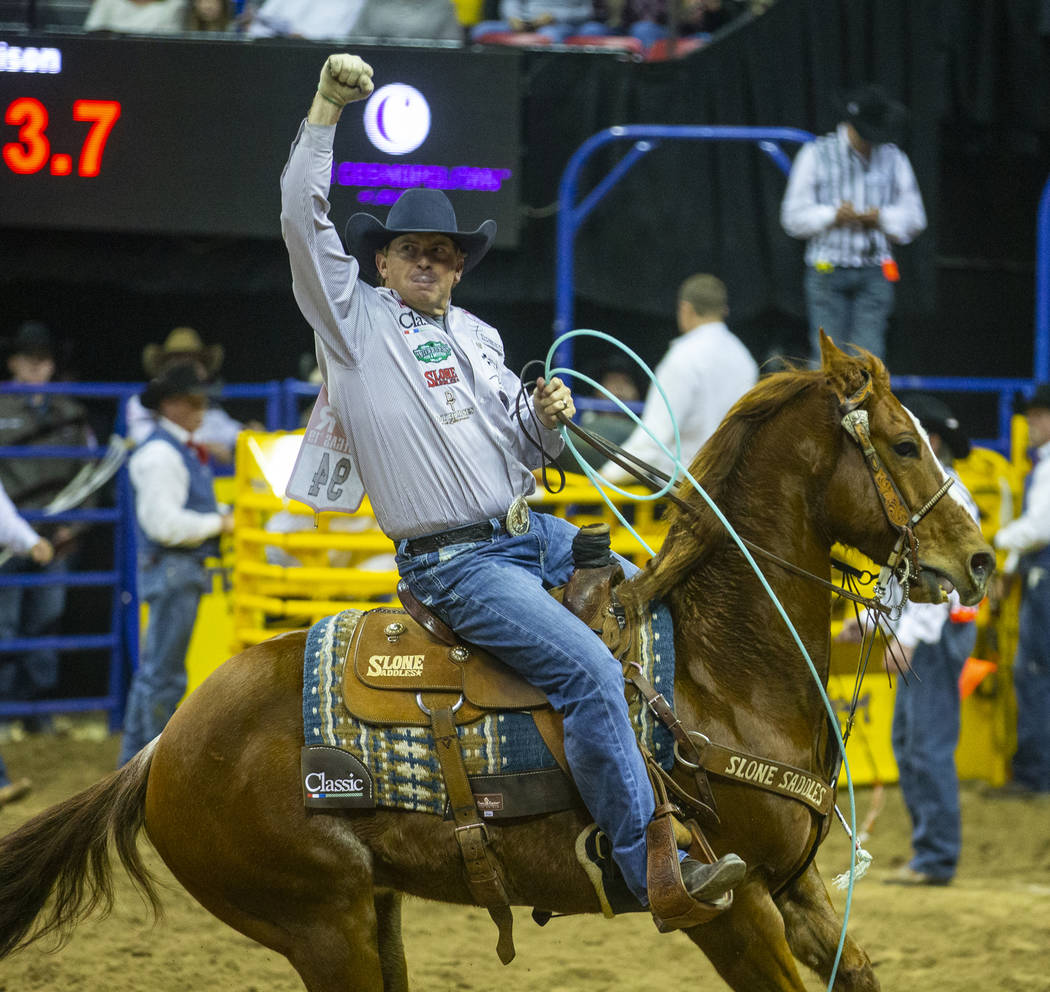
[{"left": 780, "top": 84, "right": 927, "bottom": 366}]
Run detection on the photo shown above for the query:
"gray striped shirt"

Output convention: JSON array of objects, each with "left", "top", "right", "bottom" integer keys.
[
  {"left": 280, "top": 121, "right": 562, "bottom": 540},
  {"left": 780, "top": 124, "right": 926, "bottom": 269}
]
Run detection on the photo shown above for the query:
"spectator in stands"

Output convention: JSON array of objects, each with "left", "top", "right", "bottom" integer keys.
[
  {"left": 989, "top": 384, "right": 1050, "bottom": 797},
  {"left": 244, "top": 0, "right": 364, "bottom": 39},
  {"left": 470, "top": 0, "right": 606, "bottom": 42},
  {"left": 780, "top": 84, "right": 926, "bottom": 366},
  {"left": 127, "top": 327, "right": 247, "bottom": 464},
  {"left": 0, "top": 481, "right": 54, "bottom": 806},
  {"left": 279, "top": 52, "right": 746, "bottom": 916},
  {"left": 0, "top": 321, "right": 96, "bottom": 734},
  {"left": 186, "top": 0, "right": 236, "bottom": 31},
  {"left": 597, "top": 274, "right": 758, "bottom": 484},
  {"left": 118, "top": 364, "right": 233, "bottom": 767},
  {"left": 353, "top": 0, "right": 463, "bottom": 41},
  {"left": 841, "top": 394, "right": 979, "bottom": 885},
  {"left": 594, "top": 0, "right": 742, "bottom": 50},
  {"left": 84, "top": 0, "right": 189, "bottom": 33}
]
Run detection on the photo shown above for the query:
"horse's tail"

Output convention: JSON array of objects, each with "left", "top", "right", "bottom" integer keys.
[{"left": 0, "top": 739, "right": 161, "bottom": 959}]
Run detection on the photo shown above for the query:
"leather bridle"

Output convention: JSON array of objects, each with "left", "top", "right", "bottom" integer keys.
[
  {"left": 835, "top": 372, "right": 954, "bottom": 618},
  {"left": 556, "top": 369, "right": 954, "bottom": 618}
]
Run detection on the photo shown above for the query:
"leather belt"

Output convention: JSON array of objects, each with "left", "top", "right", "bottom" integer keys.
[{"left": 403, "top": 518, "right": 507, "bottom": 556}]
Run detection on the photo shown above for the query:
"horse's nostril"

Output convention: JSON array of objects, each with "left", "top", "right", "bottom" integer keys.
[{"left": 970, "top": 550, "right": 995, "bottom": 583}]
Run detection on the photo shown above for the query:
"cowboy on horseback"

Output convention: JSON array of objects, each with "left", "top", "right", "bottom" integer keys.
[{"left": 278, "top": 52, "right": 745, "bottom": 919}]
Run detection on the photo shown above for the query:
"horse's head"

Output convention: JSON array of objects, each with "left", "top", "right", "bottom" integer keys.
[{"left": 820, "top": 332, "right": 994, "bottom": 606}]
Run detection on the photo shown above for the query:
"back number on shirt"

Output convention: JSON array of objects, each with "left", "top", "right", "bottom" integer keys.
[{"left": 308, "top": 452, "right": 352, "bottom": 502}]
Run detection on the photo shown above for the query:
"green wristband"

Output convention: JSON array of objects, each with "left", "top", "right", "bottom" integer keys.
[{"left": 316, "top": 87, "right": 344, "bottom": 108}]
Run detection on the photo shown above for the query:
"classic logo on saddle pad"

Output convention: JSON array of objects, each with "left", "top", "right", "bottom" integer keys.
[{"left": 301, "top": 746, "right": 375, "bottom": 809}]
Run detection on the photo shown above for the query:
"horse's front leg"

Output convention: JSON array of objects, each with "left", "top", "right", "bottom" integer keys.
[
  {"left": 374, "top": 888, "right": 408, "bottom": 992},
  {"left": 686, "top": 880, "right": 810, "bottom": 991},
  {"left": 775, "top": 862, "right": 880, "bottom": 991}
]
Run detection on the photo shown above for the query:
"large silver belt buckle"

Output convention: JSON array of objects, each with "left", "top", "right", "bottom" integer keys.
[{"left": 505, "top": 495, "right": 531, "bottom": 536}]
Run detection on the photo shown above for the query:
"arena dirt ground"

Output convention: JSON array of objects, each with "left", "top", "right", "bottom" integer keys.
[{"left": 0, "top": 725, "right": 1048, "bottom": 992}]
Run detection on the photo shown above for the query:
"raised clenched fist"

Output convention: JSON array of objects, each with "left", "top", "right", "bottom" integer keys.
[{"left": 317, "top": 54, "right": 374, "bottom": 108}]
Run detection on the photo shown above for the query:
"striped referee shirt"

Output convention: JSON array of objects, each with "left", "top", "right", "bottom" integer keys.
[
  {"left": 780, "top": 124, "right": 926, "bottom": 269},
  {"left": 280, "top": 121, "right": 562, "bottom": 541}
]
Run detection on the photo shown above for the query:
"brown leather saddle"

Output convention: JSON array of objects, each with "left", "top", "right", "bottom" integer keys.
[{"left": 341, "top": 562, "right": 627, "bottom": 769}]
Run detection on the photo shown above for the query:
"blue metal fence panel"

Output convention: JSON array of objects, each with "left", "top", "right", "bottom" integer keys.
[{"left": 554, "top": 125, "right": 1050, "bottom": 455}]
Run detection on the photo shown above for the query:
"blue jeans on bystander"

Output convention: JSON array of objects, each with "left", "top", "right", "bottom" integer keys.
[
  {"left": 117, "top": 551, "right": 208, "bottom": 767},
  {"left": 1012, "top": 571, "right": 1050, "bottom": 792},
  {"left": 891, "top": 619, "right": 977, "bottom": 881},
  {"left": 805, "top": 264, "right": 895, "bottom": 364}
]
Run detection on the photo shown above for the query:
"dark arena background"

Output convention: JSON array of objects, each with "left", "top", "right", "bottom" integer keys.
[{"left": 3, "top": 0, "right": 1049, "bottom": 421}]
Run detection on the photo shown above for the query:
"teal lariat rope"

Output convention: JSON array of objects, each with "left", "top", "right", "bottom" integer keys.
[{"left": 546, "top": 329, "right": 863, "bottom": 992}]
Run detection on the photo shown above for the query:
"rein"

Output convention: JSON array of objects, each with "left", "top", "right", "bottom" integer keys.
[
  {"left": 557, "top": 415, "right": 891, "bottom": 615},
  {"left": 557, "top": 368, "right": 955, "bottom": 620}
]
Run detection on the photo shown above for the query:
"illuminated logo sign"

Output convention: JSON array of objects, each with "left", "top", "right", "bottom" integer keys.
[
  {"left": 363, "top": 83, "right": 431, "bottom": 156},
  {"left": 0, "top": 42, "right": 61, "bottom": 73},
  {"left": 336, "top": 78, "right": 514, "bottom": 211}
]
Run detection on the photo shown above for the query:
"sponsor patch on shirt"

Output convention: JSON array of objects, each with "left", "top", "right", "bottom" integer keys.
[
  {"left": 473, "top": 324, "right": 503, "bottom": 355},
  {"left": 413, "top": 340, "right": 452, "bottom": 364},
  {"left": 438, "top": 388, "right": 474, "bottom": 424},
  {"left": 423, "top": 366, "right": 460, "bottom": 388},
  {"left": 398, "top": 310, "right": 429, "bottom": 334}
]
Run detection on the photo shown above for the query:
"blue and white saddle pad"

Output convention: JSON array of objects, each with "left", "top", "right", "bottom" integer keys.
[{"left": 302, "top": 601, "right": 675, "bottom": 816}]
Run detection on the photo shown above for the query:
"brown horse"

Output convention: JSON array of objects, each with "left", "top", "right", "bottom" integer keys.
[{"left": 0, "top": 336, "right": 993, "bottom": 992}]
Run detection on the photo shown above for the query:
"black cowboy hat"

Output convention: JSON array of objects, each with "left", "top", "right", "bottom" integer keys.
[
  {"left": 900, "top": 393, "right": 971, "bottom": 461},
  {"left": 345, "top": 188, "right": 496, "bottom": 283},
  {"left": 140, "top": 361, "right": 217, "bottom": 412},
  {"left": 3, "top": 320, "right": 54, "bottom": 359},
  {"left": 837, "top": 84, "right": 908, "bottom": 145}
]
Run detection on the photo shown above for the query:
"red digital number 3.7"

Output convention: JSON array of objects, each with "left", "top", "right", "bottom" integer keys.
[{"left": 3, "top": 97, "right": 121, "bottom": 176}]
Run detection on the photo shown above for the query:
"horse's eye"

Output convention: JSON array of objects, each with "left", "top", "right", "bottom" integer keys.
[{"left": 893, "top": 440, "right": 920, "bottom": 458}]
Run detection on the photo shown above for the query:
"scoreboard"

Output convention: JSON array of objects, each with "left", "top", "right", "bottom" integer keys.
[{"left": 0, "top": 35, "right": 522, "bottom": 245}]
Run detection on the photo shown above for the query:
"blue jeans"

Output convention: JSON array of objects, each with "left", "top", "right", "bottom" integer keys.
[
  {"left": 0, "top": 554, "right": 69, "bottom": 703},
  {"left": 0, "top": 751, "right": 9, "bottom": 788},
  {"left": 117, "top": 551, "right": 207, "bottom": 766},
  {"left": 805, "top": 264, "right": 894, "bottom": 364},
  {"left": 1012, "top": 570, "right": 1050, "bottom": 791},
  {"left": 891, "top": 620, "right": 976, "bottom": 880},
  {"left": 395, "top": 511, "right": 654, "bottom": 902}
]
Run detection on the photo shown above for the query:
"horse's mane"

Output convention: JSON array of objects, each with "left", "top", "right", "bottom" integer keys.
[{"left": 619, "top": 361, "right": 848, "bottom": 608}]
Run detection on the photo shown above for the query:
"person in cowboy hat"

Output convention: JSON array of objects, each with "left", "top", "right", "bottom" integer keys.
[
  {"left": 989, "top": 384, "right": 1050, "bottom": 797},
  {"left": 0, "top": 320, "right": 95, "bottom": 733},
  {"left": 838, "top": 393, "right": 980, "bottom": 885},
  {"left": 279, "top": 52, "right": 745, "bottom": 921},
  {"left": 127, "top": 326, "right": 249, "bottom": 462},
  {"left": 117, "top": 362, "right": 233, "bottom": 767},
  {"left": 780, "top": 83, "right": 927, "bottom": 366}
]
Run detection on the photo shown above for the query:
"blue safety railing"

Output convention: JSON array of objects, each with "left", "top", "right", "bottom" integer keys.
[
  {"left": 554, "top": 124, "right": 1050, "bottom": 454},
  {"left": 0, "top": 379, "right": 298, "bottom": 731}
]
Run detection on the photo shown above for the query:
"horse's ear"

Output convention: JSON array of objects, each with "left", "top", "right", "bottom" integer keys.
[
  {"left": 818, "top": 329, "right": 844, "bottom": 370},
  {"left": 820, "top": 330, "right": 871, "bottom": 408}
]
